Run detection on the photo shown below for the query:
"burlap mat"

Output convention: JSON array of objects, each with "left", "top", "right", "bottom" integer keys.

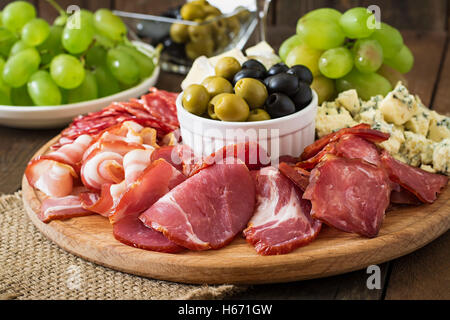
[{"left": 0, "top": 191, "right": 246, "bottom": 300}]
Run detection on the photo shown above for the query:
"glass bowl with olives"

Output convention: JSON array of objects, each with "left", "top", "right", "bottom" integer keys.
[
  {"left": 114, "top": 0, "right": 258, "bottom": 74},
  {"left": 176, "top": 56, "right": 319, "bottom": 158}
]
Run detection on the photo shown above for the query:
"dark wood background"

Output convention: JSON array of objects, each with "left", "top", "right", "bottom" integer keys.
[{"left": 0, "top": 0, "right": 449, "bottom": 31}]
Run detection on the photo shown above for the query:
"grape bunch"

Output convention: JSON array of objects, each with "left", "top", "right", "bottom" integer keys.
[
  {"left": 279, "top": 7, "right": 414, "bottom": 103},
  {"left": 0, "top": 1, "right": 156, "bottom": 106}
]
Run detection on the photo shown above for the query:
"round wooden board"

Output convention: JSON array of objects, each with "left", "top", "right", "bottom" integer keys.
[{"left": 22, "top": 135, "right": 450, "bottom": 285}]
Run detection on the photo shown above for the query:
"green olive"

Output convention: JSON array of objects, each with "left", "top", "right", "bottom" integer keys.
[
  {"left": 182, "top": 84, "right": 209, "bottom": 115},
  {"left": 247, "top": 108, "right": 271, "bottom": 122},
  {"left": 208, "top": 93, "right": 229, "bottom": 120},
  {"left": 203, "top": 4, "right": 221, "bottom": 17},
  {"left": 234, "top": 78, "right": 268, "bottom": 109},
  {"left": 210, "top": 17, "right": 228, "bottom": 35},
  {"left": 180, "top": 3, "right": 206, "bottom": 21},
  {"left": 185, "top": 38, "right": 214, "bottom": 59},
  {"left": 170, "top": 23, "right": 189, "bottom": 43},
  {"left": 188, "top": 23, "right": 211, "bottom": 42},
  {"left": 214, "top": 33, "right": 230, "bottom": 51},
  {"left": 226, "top": 16, "right": 241, "bottom": 34},
  {"left": 214, "top": 57, "right": 242, "bottom": 81},
  {"left": 201, "top": 76, "right": 233, "bottom": 97},
  {"left": 212, "top": 93, "right": 249, "bottom": 122},
  {"left": 237, "top": 8, "right": 251, "bottom": 22}
]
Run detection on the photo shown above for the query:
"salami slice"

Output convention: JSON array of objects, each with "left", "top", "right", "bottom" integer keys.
[
  {"left": 380, "top": 151, "right": 448, "bottom": 203},
  {"left": 304, "top": 155, "right": 392, "bottom": 238}
]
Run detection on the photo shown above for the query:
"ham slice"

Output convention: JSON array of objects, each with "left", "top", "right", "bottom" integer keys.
[
  {"left": 244, "top": 167, "right": 321, "bottom": 255},
  {"left": 278, "top": 162, "right": 310, "bottom": 191},
  {"left": 380, "top": 151, "right": 448, "bottom": 203},
  {"left": 40, "top": 195, "right": 93, "bottom": 223},
  {"left": 304, "top": 155, "right": 392, "bottom": 238},
  {"left": 139, "top": 160, "right": 256, "bottom": 251}
]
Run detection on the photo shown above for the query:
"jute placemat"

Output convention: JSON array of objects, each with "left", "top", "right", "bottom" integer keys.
[{"left": 0, "top": 192, "right": 246, "bottom": 300}]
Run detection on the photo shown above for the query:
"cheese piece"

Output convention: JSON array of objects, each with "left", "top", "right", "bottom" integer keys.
[
  {"left": 433, "top": 138, "right": 450, "bottom": 175},
  {"left": 355, "top": 95, "right": 383, "bottom": 124},
  {"left": 245, "top": 41, "right": 281, "bottom": 70},
  {"left": 401, "top": 131, "right": 435, "bottom": 166},
  {"left": 420, "top": 164, "right": 437, "bottom": 173},
  {"left": 181, "top": 56, "right": 215, "bottom": 91},
  {"left": 315, "top": 102, "right": 357, "bottom": 138},
  {"left": 373, "top": 121, "right": 405, "bottom": 155},
  {"left": 336, "top": 89, "right": 360, "bottom": 116},
  {"left": 428, "top": 112, "right": 450, "bottom": 142},
  {"left": 379, "top": 82, "right": 417, "bottom": 125},
  {"left": 404, "top": 97, "right": 431, "bottom": 136}
]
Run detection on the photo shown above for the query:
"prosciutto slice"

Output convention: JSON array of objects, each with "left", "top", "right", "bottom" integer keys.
[
  {"left": 380, "top": 151, "right": 448, "bottom": 203},
  {"left": 40, "top": 195, "right": 93, "bottom": 223},
  {"left": 139, "top": 160, "right": 256, "bottom": 251},
  {"left": 304, "top": 155, "right": 391, "bottom": 238},
  {"left": 278, "top": 162, "right": 310, "bottom": 191},
  {"left": 244, "top": 167, "right": 321, "bottom": 255},
  {"left": 335, "top": 134, "right": 381, "bottom": 166}
]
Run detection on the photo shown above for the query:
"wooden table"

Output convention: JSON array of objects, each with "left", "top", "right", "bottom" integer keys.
[{"left": 1, "top": 28, "right": 449, "bottom": 300}]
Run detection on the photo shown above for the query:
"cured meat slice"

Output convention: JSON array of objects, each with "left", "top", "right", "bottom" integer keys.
[
  {"left": 151, "top": 145, "right": 198, "bottom": 175},
  {"left": 380, "top": 151, "right": 448, "bottom": 203},
  {"left": 25, "top": 159, "right": 77, "bottom": 197},
  {"left": 243, "top": 167, "right": 321, "bottom": 255},
  {"left": 304, "top": 155, "right": 391, "bottom": 238},
  {"left": 109, "top": 159, "right": 186, "bottom": 224},
  {"left": 278, "top": 162, "right": 310, "bottom": 191},
  {"left": 335, "top": 134, "right": 381, "bottom": 166},
  {"left": 40, "top": 195, "right": 93, "bottom": 223},
  {"left": 139, "top": 160, "right": 256, "bottom": 251},
  {"left": 190, "top": 141, "right": 270, "bottom": 176},
  {"left": 300, "top": 124, "right": 389, "bottom": 160},
  {"left": 390, "top": 187, "right": 422, "bottom": 206},
  {"left": 297, "top": 142, "right": 337, "bottom": 170},
  {"left": 81, "top": 151, "right": 124, "bottom": 190}
]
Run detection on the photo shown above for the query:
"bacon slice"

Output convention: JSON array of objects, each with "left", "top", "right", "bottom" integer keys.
[
  {"left": 40, "top": 195, "right": 93, "bottom": 223},
  {"left": 139, "top": 160, "right": 256, "bottom": 251},
  {"left": 244, "top": 167, "right": 321, "bottom": 255},
  {"left": 109, "top": 159, "right": 186, "bottom": 224},
  {"left": 300, "top": 124, "right": 389, "bottom": 160},
  {"left": 380, "top": 151, "right": 448, "bottom": 203},
  {"left": 304, "top": 155, "right": 392, "bottom": 238},
  {"left": 81, "top": 151, "right": 124, "bottom": 190},
  {"left": 278, "top": 162, "right": 310, "bottom": 191}
]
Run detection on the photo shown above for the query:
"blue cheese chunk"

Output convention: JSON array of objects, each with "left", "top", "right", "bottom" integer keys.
[
  {"left": 401, "top": 131, "right": 435, "bottom": 166},
  {"left": 404, "top": 98, "right": 431, "bottom": 136},
  {"left": 336, "top": 89, "right": 360, "bottom": 116},
  {"left": 315, "top": 102, "right": 357, "bottom": 138},
  {"left": 379, "top": 82, "right": 417, "bottom": 125},
  {"left": 432, "top": 139, "right": 450, "bottom": 175},
  {"left": 420, "top": 164, "right": 437, "bottom": 173},
  {"left": 428, "top": 112, "right": 450, "bottom": 142},
  {"left": 355, "top": 95, "right": 383, "bottom": 124},
  {"left": 373, "top": 121, "right": 405, "bottom": 155}
]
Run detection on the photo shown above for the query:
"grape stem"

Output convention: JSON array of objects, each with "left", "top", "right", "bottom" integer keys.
[{"left": 46, "top": 0, "right": 67, "bottom": 17}]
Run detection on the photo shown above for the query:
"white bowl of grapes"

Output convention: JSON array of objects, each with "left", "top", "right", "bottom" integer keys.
[{"left": 0, "top": 1, "right": 160, "bottom": 129}]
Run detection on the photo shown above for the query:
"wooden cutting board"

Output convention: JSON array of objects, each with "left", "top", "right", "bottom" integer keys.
[{"left": 22, "top": 135, "right": 450, "bottom": 284}]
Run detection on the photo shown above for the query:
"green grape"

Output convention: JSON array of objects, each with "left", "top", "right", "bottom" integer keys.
[
  {"left": 301, "top": 8, "right": 342, "bottom": 23},
  {"left": 21, "top": 18, "right": 50, "bottom": 46},
  {"left": 94, "top": 9, "right": 127, "bottom": 42},
  {"left": 377, "top": 64, "right": 407, "bottom": 88},
  {"left": 2, "top": 48, "right": 40, "bottom": 88},
  {"left": 86, "top": 45, "right": 107, "bottom": 68},
  {"left": 0, "top": 57, "right": 11, "bottom": 105},
  {"left": 93, "top": 33, "right": 115, "bottom": 49},
  {"left": 50, "top": 54, "right": 85, "bottom": 89},
  {"left": 279, "top": 34, "right": 303, "bottom": 62},
  {"left": 27, "top": 70, "right": 62, "bottom": 106},
  {"left": 384, "top": 45, "right": 414, "bottom": 74},
  {"left": 285, "top": 44, "right": 323, "bottom": 76},
  {"left": 38, "top": 25, "right": 64, "bottom": 65},
  {"left": 116, "top": 44, "right": 154, "bottom": 79},
  {"left": 369, "top": 23, "right": 403, "bottom": 59},
  {"left": 311, "top": 75, "right": 336, "bottom": 104},
  {"left": 336, "top": 68, "right": 392, "bottom": 100},
  {"left": 2, "top": 1, "right": 36, "bottom": 33},
  {"left": 106, "top": 48, "right": 140, "bottom": 85},
  {"left": 296, "top": 17, "right": 345, "bottom": 50},
  {"left": 66, "top": 70, "right": 97, "bottom": 103},
  {"left": 92, "top": 65, "right": 120, "bottom": 98},
  {"left": 339, "top": 7, "right": 375, "bottom": 39},
  {"left": 319, "top": 47, "right": 353, "bottom": 79},
  {"left": 353, "top": 39, "right": 383, "bottom": 73},
  {"left": 0, "top": 90, "right": 10, "bottom": 105},
  {"left": 0, "top": 11, "right": 3, "bottom": 27},
  {"left": 10, "top": 40, "right": 32, "bottom": 56},
  {"left": 62, "top": 14, "right": 94, "bottom": 54},
  {"left": 11, "top": 85, "right": 34, "bottom": 106},
  {"left": 0, "top": 27, "right": 18, "bottom": 58}
]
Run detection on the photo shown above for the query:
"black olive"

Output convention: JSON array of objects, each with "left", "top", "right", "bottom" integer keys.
[
  {"left": 266, "top": 73, "right": 299, "bottom": 96},
  {"left": 263, "top": 75, "right": 274, "bottom": 87},
  {"left": 292, "top": 83, "right": 313, "bottom": 111},
  {"left": 267, "top": 62, "right": 289, "bottom": 77},
  {"left": 265, "top": 93, "right": 296, "bottom": 118},
  {"left": 242, "top": 59, "right": 267, "bottom": 74},
  {"left": 286, "top": 65, "right": 313, "bottom": 85},
  {"left": 232, "top": 68, "right": 265, "bottom": 85}
]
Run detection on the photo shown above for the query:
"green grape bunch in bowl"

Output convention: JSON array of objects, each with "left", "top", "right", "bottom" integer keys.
[
  {"left": 279, "top": 7, "right": 414, "bottom": 104},
  {"left": 0, "top": 0, "right": 160, "bottom": 129}
]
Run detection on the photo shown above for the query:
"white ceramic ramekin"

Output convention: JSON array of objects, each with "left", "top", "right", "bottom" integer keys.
[{"left": 176, "top": 90, "right": 318, "bottom": 160}]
